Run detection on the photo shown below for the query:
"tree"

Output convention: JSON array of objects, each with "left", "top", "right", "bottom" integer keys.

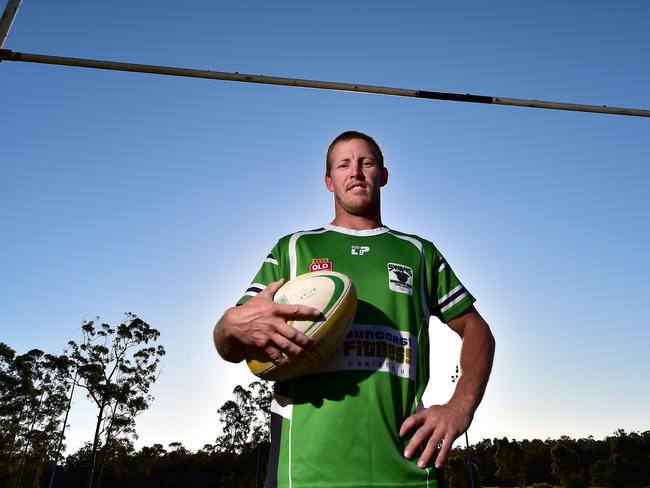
[
  {"left": 589, "top": 429, "right": 649, "bottom": 487},
  {"left": 589, "top": 458, "right": 614, "bottom": 487},
  {"left": 216, "top": 388, "right": 252, "bottom": 454},
  {"left": 551, "top": 441, "right": 585, "bottom": 488},
  {"left": 248, "top": 380, "right": 272, "bottom": 447},
  {"left": 494, "top": 437, "right": 526, "bottom": 487},
  {"left": 216, "top": 380, "right": 272, "bottom": 454},
  {"left": 471, "top": 438, "right": 498, "bottom": 486},
  {"left": 67, "top": 313, "right": 165, "bottom": 488},
  {"left": 16, "top": 350, "right": 71, "bottom": 488},
  {"left": 445, "top": 449, "right": 479, "bottom": 488},
  {"left": 0, "top": 342, "right": 21, "bottom": 486},
  {"left": 0, "top": 343, "right": 71, "bottom": 488},
  {"left": 575, "top": 435, "right": 609, "bottom": 485},
  {"left": 521, "top": 438, "right": 553, "bottom": 486}
]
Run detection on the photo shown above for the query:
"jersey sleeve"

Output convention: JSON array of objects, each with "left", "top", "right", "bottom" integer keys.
[
  {"left": 236, "top": 240, "right": 287, "bottom": 306},
  {"left": 431, "top": 247, "right": 476, "bottom": 323}
]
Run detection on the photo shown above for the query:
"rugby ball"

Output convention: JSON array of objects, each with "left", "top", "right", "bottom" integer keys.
[{"left": 247, "top": 271, "right": 357, "bottom": 381}]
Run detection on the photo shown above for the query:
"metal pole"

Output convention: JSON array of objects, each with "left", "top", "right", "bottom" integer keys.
[
  {"left": 1, "top": 49, "right": 649, "bottom": 118},
  {"left": 255, "top": 443, "right": 261, "bottom": 488},
  {"left": 48, "top": 370, "right": 78, "bottom": 488},
  {"left": 465, "top": 431, "right": 475, "bottom": 488},
  {"left": 0, "top": 0, "right": 23, "bottom": 48}
]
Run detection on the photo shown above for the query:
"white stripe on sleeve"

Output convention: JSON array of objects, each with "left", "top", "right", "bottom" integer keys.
[
  {"left": 438, "top": 284, "right": 464, "bottom": 305},
  {"left": 440, "top": 292, "right": 469, "bottom": 313}
]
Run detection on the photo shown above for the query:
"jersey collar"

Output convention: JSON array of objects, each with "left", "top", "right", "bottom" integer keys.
[{"left": 323, "top": 224, "right": 390, "bottom": 236}]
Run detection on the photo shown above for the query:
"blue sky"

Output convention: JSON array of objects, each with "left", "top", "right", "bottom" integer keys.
[{"left": 1, "top": 1, "right": 649, "bottom": 453}]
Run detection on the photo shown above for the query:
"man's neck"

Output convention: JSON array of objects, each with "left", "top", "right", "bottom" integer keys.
[{"left": 330, "top": 213, "right": 384, "bottom": 231}]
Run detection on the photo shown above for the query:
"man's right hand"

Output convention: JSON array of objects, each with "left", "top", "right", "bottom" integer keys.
[{"left": 213, "top": 279, "right": 321, "bottom": 365}]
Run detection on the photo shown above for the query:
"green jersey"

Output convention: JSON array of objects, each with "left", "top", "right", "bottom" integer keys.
[{"left": 238, "top": 225, "right": 475, "bottom": 488}]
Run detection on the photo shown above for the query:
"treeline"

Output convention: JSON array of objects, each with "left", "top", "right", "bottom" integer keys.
[
  {"left": 38, "top": 440, "right": 271, "bottom": 488},
  {"left": 27, "top": 427, "right": 650, "bottom": 488},
  {"left": 4, "top": 325, "right": 649, "bottom": 488},
  {"left": 43, "top": 428, "right": 650, "bottom": 488},
  {"left": 1, "top": 379, "right": 272, "bottom": 488},
  {"left": 0, "top": 313, "right": 165, "bottom": 488},
  {"left": 445, "top": 429, "right": 650, "bottom": 487}
]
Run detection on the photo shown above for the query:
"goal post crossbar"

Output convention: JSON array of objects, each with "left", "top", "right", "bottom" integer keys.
[{"left": 1, "top": 49, "right": 649, "bottom": 118}]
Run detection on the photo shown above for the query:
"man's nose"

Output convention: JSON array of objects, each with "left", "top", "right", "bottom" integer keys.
[{"left": 351, "top": 161, "right": 365, "bottom": 178}]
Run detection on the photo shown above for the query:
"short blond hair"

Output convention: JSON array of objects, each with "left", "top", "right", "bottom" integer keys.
[{"left": 325, "top": 131, "right": 384, "bottom": 177}]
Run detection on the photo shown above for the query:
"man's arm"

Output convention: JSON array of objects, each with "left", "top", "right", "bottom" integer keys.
[
  {"left": 400, "top": 306, "right": 495, "bottom": 468},
  {"left": 214, "top": 279, "right": 321, "bottom": 366}
]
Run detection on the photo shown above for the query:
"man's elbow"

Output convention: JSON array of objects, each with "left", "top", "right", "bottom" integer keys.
[
  {"left": 486, "top": 325, "right": 496, "bottom": 357},
  {"left": 477, "top": 316, "right": 496, "bottom": 353}
]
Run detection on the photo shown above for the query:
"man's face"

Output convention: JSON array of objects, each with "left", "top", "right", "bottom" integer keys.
[{"left": 325, "top": 138, "right": 388, "bottom": 218}]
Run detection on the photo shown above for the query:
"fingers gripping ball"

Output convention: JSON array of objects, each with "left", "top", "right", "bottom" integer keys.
[{"left": 247, "top": 271, "right": 357, "bottom": 381}]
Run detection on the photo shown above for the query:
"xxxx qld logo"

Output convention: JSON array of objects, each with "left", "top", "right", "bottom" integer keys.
[
  {"left": 351, "top": 245, "right": 370, "bottom": 256},
  {"left": 309, "top": 258, "right": 333, "bottom": 272}
]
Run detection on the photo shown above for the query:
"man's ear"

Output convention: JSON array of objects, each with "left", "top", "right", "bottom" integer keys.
[
  {"left": 325, "top": 175, "right": 334, "bottom": 192},
  {"left": 380, "top": 167, "right": 389, "bottom": 187}
]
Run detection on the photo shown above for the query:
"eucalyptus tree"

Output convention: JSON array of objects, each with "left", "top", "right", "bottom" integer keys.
[
  {"left": 216, "top": 380, "right": 272, "bottom": 455},
  {"left": 15, "top": 350, "right": 71, "bottom": 487},
  {"left": 495, "top": 437, "right": 526, "bottom": 487},
  {"left": 0, "top": 343, "right": 71, "bottom": 488},
  {"left": 551, "top": 441, "right": 586, "bottom": 488},
  {"left": 67, "top": 313, "right": 165, "bottom": 488},
  {"left": 0, "top": 342, "right": 20, "bottom": 484}
]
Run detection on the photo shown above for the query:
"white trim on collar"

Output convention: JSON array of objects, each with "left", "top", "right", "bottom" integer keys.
[{"left": 323, "top": 224, "right": 390, "bottom": 236}]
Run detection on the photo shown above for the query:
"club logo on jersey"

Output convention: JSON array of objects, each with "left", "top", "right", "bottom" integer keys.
[
  {"left": 309, "top": 258, "right": 333, "bottom": 272},
  {"left": 351, "top": 245, "right": 370, "bottom": 256},
  {"left": 388, "top": 263, "right": 413, "bottom": 295}
]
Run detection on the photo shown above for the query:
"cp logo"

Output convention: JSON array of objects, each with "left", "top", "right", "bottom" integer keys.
[{"left": 351, "top": 246, "right": 370, "bottom": 256}]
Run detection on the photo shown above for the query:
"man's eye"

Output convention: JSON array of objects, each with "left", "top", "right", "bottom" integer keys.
[{"left": 362, "top": 160, "right": 375, "bottom": 167}]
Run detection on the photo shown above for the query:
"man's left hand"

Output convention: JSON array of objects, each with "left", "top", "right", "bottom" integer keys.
[{"left": 399, "top": 402, "right": 473, "bottom": 469}]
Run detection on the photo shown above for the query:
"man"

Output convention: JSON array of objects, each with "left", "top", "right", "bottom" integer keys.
[{"left": 214, "top": 131, "right": 495, "bottom": 487}]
